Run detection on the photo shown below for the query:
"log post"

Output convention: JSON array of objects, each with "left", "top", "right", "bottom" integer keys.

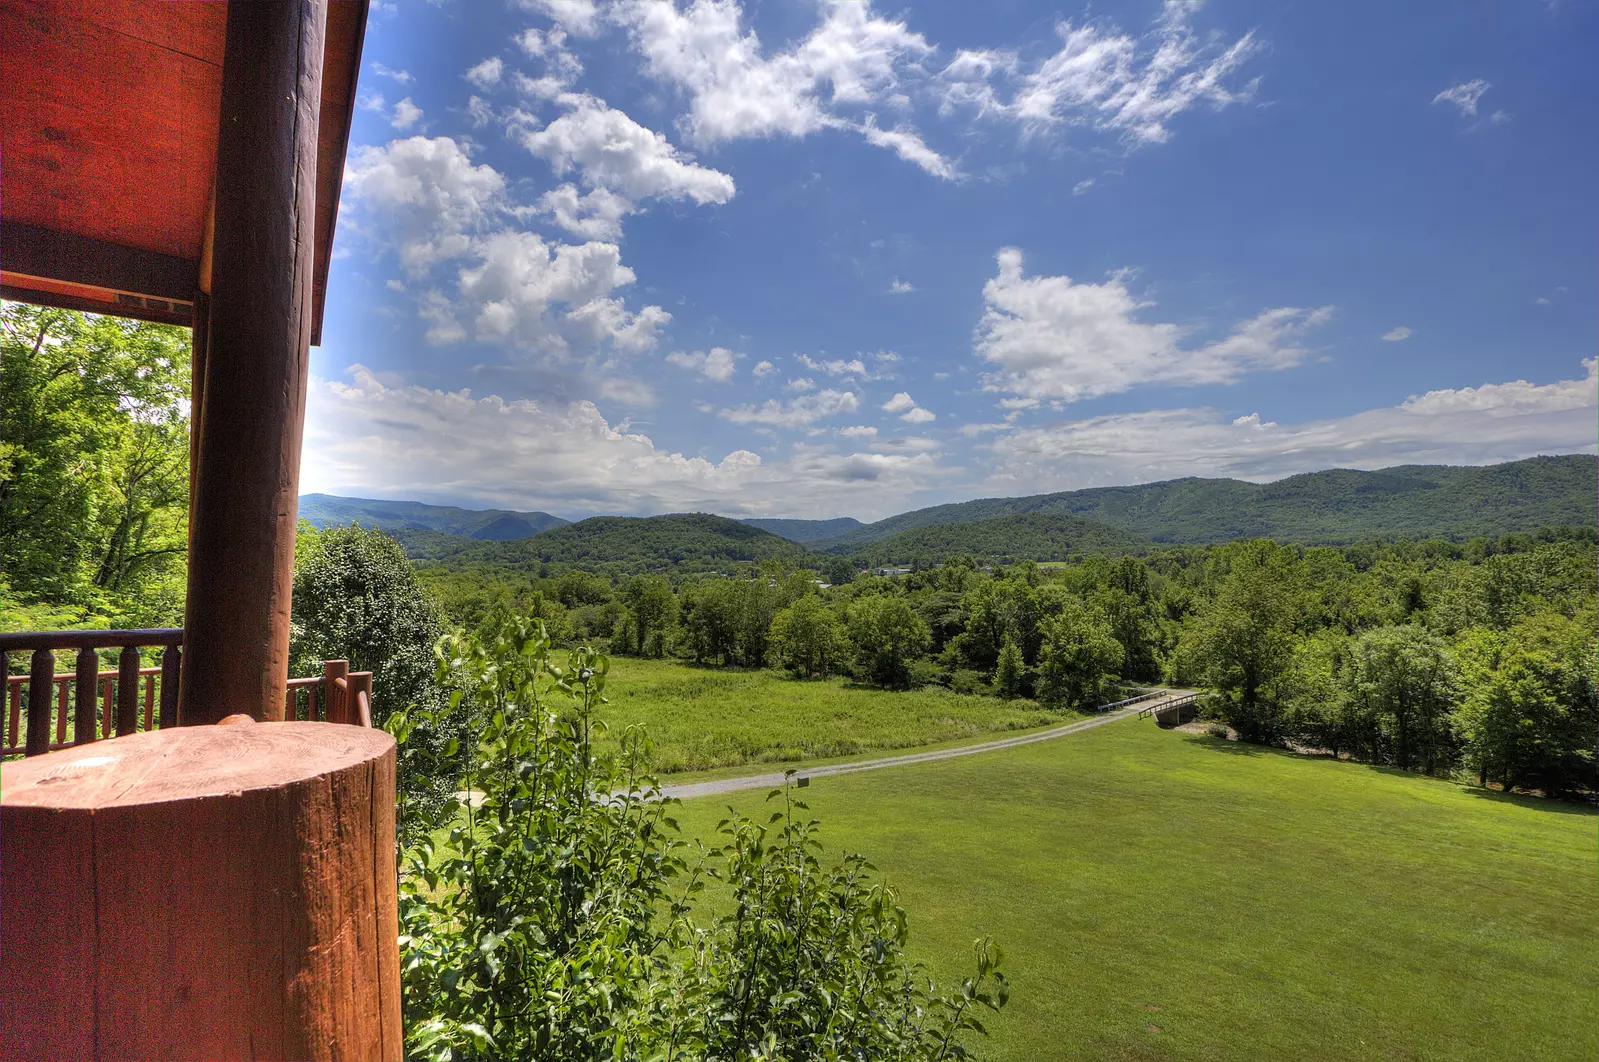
[
  {"left": 25, "top": 649, "right": 53, "bottom": 757},
  {"left": 74, "top": 647, "right": 98, "bottom": 745},
  {"left": 116, "top": 646, "right": 140, "bottom": 737},
  {"left": 159, "top": 645, "right": 181, "bottom": 730},
  {"left": 180, "top": 0, "right": 328, "bottom": 725},
  {"left": 324, "top": 659, "right": 349, "bottom": 725},
  {"left": 0, "top": 722, "right": 403, "bottom": 1060}
]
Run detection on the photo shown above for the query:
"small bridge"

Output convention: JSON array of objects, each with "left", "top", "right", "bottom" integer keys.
[{"left": 1139, "top": 691, "right": 1201, "bottom": 728}]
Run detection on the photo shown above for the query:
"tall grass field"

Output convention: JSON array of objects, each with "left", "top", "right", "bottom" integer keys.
[
  {"left": 593, "top": 657, "right": 1077, "bottom": 773},
  {"left": 671, "top": 718, "right": 1599, "bottom": 1062}
]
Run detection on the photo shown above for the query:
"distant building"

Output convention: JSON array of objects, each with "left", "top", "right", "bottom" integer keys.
[{"left": 872, "top": 566, "right": 913, "bottom": 577}]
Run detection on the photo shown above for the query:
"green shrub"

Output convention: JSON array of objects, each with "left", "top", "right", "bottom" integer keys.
[
  {"left": 906, "top": 658, "right": 945, "bottom": 689},
  {"left": 950, "top": 668, "right": 993, "bottom": 696},
  {"left": 388, "top": 617, "right": 1009, "bottom": 1061}
]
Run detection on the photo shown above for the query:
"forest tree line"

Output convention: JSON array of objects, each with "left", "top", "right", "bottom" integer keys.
[{"left": 417, "top": 527, "right": 1597, "bottom": 797}]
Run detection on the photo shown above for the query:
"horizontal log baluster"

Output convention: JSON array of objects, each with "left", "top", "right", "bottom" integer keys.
[{"left": 76, "top": 648, "right": 99, "bottom": 745}]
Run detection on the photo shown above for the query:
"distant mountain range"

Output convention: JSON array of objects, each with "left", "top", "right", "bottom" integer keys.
[
  {"left": 301, "top": 455, "right": 1596, "bottom": 570},
  {"left": 815, "top": 455, "right": 1597, "bottom": 551},
  {"left": 299, "top": 494, "right": 567, "bottom": 540}
]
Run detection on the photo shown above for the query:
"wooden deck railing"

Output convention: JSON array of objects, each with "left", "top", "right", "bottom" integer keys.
[{"left": 1, "top": 629, "right": 374, "bottom": 758}]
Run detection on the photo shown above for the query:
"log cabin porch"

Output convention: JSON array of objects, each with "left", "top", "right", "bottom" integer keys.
[{"left": 1, "top": 2, "right": 402, "bottom": 1058}]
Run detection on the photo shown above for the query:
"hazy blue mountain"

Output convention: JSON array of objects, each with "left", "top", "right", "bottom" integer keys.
[
  {"left": 299, "top": 494, "right": 567, "bottom": 540},
  {"left": 740, "top": 516, "right": 863, "bottom": 543},
  {"left": 818, "top": 455, "right": 1597, "bottom": 549}
]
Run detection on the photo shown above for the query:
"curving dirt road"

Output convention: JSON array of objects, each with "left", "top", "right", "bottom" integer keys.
[{"left": 658, "top": 689, "right": 1197, "bottom": 801}]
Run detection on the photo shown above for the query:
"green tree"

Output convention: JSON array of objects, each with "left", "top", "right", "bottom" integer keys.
[
  {"left": 1454, "top": 616, "right": 1598, "bottom": 795},
  {"left": 847, "top": 595, "right": 930, "bottom": 689},
  {"left": 994, "top": 638, "right": 1026, "bottom": 699},
  {"left": 822, "top": 555, "right": 857, "bottom": 586},
  {"left": 1185, "top": 541, "right": 1302, "bottom": 743},
  {"left": 290, "top": 523, "right": 449, "bottom": 810},
  {"left": 678, "top": 578, "right": 738, "bottom": 664},
  {"left": 769, "top": 594, "right": 846, "bottom": 677},
  {"left": 1035, "top": 601, "right": 1124, "bottom": 710},
  {"left": 1338, "top": 626, "right": 1458, "bottom": 773},
  {"left": 1, "top": 304, "right": 190, "bottom": 616},
  {"left": 620, "top": 575, "right": 677, "bottom": 656}
]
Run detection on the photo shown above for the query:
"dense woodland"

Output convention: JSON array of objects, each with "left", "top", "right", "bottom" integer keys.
[{"left": 1, "top": 305, "right": 191, "bottom": 630}]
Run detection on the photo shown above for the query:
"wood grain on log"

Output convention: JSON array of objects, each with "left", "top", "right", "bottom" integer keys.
[
  {"left": 180, "top": 0, "right": 328, "bottom": 725},
  {"left": 0, "top": 722, "right": 402, "bottom": 1061}
]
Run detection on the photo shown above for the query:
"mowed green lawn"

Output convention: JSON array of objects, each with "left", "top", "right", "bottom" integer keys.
[
  {"left": 671, "top": 719, "right": 1599, "bottom": 1062},
  {"left": 593, "top": 657, "right": 1074, "bottom": 773}
]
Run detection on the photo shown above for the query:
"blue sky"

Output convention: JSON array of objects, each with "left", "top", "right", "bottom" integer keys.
[{"left": 303, "top": 0, "right": 1597, "bottom": 521}]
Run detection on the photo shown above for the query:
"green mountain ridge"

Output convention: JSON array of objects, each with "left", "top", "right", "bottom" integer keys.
[
  {"left": 399, "top": 512, "right": 807, "bottom": 574},
  {"left": 328, "top": 456, "right": 1595, "bottom": 572},
  {"left": 739, "top": 516, "right": 863, "bottom": 543},
  {"left": 299, "top": 494, "right": 567, "bottom": 540},
  {"left": 846, "top": 512, "right": 1150, "bottom": 565},
  {"left": 819, "top": 455, "right": 1597, "bottom": 549}
]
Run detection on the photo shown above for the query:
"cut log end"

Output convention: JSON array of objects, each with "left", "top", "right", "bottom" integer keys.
[{"left": 0, "top": 722, "right": 402, "bottom": 1061}]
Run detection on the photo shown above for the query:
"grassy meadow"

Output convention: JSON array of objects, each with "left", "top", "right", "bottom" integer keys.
[
  {"left": 593, "top": 657, "right": 1077, "bottom": 774},
  {"left": 671, "top": 718, "right": 1599, "bottom": 1062}
]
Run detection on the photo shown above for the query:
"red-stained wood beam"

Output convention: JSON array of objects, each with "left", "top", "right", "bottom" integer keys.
[
  {"left": 0, "top": 220, "right": 199, "bottom": 301},
  {"left": 180, "top": 0, "right": 328, "bottom": 725},
  {"left": 311, "top": 0, "right": 369, "bottom": 346}
]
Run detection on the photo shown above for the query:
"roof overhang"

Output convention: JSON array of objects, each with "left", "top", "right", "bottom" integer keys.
[{"left": 0, "top": 0, "right": 368, "bottom": 343}]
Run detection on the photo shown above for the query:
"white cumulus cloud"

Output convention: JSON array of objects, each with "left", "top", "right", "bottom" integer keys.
[
  {"left": 975, "top": 247, "right": 1334, "bottom": 402},
  {"left": 798, "top": 354, "right": 866, "bottom": 376},
  {"left": 613, "top": 0, "right": 953, "bottom": 175},
  {"left": 391, "top": 97, "right": 423, "bottom": 130},
  {"left": 666, "top": 347, "right": 739, "bottom": 382},
  {"left": 982, "top": 360, "right": 1598, "bottom": 491},
  {"left": 516, "top": 93, "right": 737, "bottom": 206},
  {"left": 466, "top": 56, "right": 504, "bottom": 90},
  {"left": 722, "top": 389, "right": 861, "bottom": 428},
  {"left": 345, "top": 137, "right": 671, "bottom": 358}
]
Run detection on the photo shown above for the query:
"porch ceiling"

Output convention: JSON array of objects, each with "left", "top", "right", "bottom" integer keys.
[{"left": 0, "top": 0, "right": 367, "bottom": 341}]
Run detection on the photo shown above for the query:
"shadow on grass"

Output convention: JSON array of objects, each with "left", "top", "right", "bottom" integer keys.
[
  {"left": 1181, "top": 733, "right": 1598, "bottom": 816},
  {"left": 1459, "top": 785, "right": 1598, "bottom": 817},
  {"left": 1178, "top": 733, "right": 1264, "bottom": 756}
]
